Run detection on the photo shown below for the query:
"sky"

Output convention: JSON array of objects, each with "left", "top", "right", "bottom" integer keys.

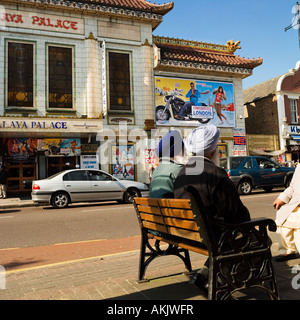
[{"left": 153, "top": 0, "right": 300, "bottom": 89}]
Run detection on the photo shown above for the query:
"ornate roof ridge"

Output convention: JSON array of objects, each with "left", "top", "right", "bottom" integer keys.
[{"left": 153, "top": 35, "right": 244, "bottom": 54}]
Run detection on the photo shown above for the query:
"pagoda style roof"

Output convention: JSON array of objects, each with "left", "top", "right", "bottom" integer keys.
[
  {"left": 153, "top": 36, "right": 263, "bottom": 78},
  {"left": 3, "top": 0, "right": 174, "bottom": 28},
  {"left": 76, "top": 0, "right": 174, "bottom": 15}
]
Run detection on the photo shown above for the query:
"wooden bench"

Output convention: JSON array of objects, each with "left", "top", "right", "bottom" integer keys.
[{"left": 133, "top": 186, "right": 279, "bottom": 300}]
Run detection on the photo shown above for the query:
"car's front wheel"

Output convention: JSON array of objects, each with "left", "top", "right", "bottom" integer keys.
[
  {"left": 238, "top": 179, "right": 253, "bottom": 195},
  {"left": 51, "top": 192, "right": 70, "bottom": 209},
  {"left": 123, "top": 188, "right": 141, "bottom": 204}
]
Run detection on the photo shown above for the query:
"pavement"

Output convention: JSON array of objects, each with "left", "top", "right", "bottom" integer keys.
[{"left": 0, "top": 196, "right": 300, "bottom": 304}]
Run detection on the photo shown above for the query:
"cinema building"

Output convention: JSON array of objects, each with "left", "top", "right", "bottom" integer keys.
[{"left": 0, "top": 0, "right": 261, "bottom": 195}]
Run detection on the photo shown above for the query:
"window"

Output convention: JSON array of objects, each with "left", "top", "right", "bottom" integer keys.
[
  {"left": 88, "top": 171, "right": 113, "bottom": 181},
  {"left": 63, "top": 171, "right": 88, "bottom": 181},
  {"left": 256, "top": 158, "right": 276, "bottom": 169},
  {"left": 108, "top": 52, "right": 132, "bottom": 111},
  {"left": 230, "top": 157, "right": 244, "bottom": 169},
  {"left": 7, "top": 42, "right": 34, "bottom": 107},
  {"left": 290, "top": 99, "right": 298, "bottom": 124},
  {"left": 48, "top": 46, "right": 73, "bottom": 109},
  {"left": 243, "top": 159, "right": 252, "bottom": 169}
]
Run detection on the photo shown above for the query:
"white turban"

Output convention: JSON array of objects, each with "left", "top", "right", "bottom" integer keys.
[{"left": 184, "top": 124, "right": 220, "bottom": 156}]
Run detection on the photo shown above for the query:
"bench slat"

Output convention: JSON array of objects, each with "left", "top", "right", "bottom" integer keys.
[
  {"left": 160, "top": 208, "right": 194, "bottom": 220},
  {"left": 143, "top": 221, "right": 168, "bottom": 234},
  {"left": 137, "top": 204, "right": 194, "bottom": 220},
  {"left": 140, "top": 213, "right": 198, "bottom": 232},
  {"left": 135, "top": 197, "right": 191, "bottom": 210},
  {"left": 148, "top": 234, "right": 208, "bottom": 256},
  {"left": 158, "top": 199, "right": 191, "bottom": 209},
  {"left": 167, "top": 226, "right": 202, "bottom": 242},
  {"left": 140, "top": 212, "right": 165, "bottom": 224},
  {"left": 134, "top": 198, "right": 159, "bottom": 206},
  {"left": 137, "top": 205, "right": 161, "bottom": 216},
  {"left": 163, "top": 217, "right": 198, "bottom": 231}
]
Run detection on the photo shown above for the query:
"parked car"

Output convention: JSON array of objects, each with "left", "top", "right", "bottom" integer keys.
[
  {"left": 31, "top": 169, "right": 149, "bottom": 209},
  {"left": 220, "top": 156, "right": 295, "bottom": 195}
]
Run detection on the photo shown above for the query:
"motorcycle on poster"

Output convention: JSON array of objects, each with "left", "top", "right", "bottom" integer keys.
[{"left": 155, "top": 76, "right": 236, "bottom": 127}]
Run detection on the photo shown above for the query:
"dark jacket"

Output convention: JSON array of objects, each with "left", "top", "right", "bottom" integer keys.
[
  {"left": 0, "top": 169, "right": 7, "bottom": 184},
  {"left": 174, "top": 156, "right": 250, "bottom": 224}
]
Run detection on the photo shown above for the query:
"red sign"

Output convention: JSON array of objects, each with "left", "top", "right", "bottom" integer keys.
[
  {"left": 233, "top": 136, "right": 246, "bottom": 146},
  {"left": 145, "top": 149, "right": 157, "bottom": 164}
]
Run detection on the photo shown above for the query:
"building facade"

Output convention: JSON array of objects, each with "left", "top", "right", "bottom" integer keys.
[
  {"left": 153, "top": 36, "right": 262, "bottom": 158},
  {"left": 0, "top": 0, "right": 261, "bottom": 195},
  {"left": 244, "top": 61, "right": 300, "bottom": 164},
  {"left": 0, "top": 0, "right": 173, "bottom": 194}
]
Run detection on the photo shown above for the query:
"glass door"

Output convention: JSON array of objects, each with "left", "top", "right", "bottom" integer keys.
[{"left": 6, "top": 162, "right": 36, "bottom": 195}]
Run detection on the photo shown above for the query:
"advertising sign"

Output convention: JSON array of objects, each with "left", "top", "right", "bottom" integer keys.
[
  {"left": 111, "top": 145, "right": 135, "bottom": 180},
  {"left": 80, "top": 155, "right": 99, "bottom": 169},
  {"left": 233, "top": 128, "right": 247, "bottom": 156},
  {"left": 4, "top": 138, "right": 37, "bottom": 161},
  {"left": 155, "top": 76, "right": 235, "bottom": 127},
  {"left": 44, "top": 139, "right": 81, "bottom": 156}
]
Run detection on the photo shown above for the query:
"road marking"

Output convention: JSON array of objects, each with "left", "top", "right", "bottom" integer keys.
[
  {"left": 54, "top": 239, "right": 107, "bottom": 246},
  {"left": 241, "top": 193, "right": 280, "bottom": 199},
  {"left": 0, "top": 216, "right": 14, "bottom": 219},
  {"left": 0, "top": 247, "right": 20, "bottom": 251},
  {"left": 4, "top": 249, "right": 140, "bottom": 275},
  {"left": 0, "top": 239, "right": 108, "bottom": 251}
]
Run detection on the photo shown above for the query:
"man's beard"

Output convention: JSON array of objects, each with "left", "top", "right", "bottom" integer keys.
[{"left": 210, "top": 148, "right": 220, "bottom": 167}]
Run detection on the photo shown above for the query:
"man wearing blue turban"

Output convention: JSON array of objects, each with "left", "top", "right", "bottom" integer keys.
[{"left": 149, "top": 130, "right": 185, "bottom": 199}]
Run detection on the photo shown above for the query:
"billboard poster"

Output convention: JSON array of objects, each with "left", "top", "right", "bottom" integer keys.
[
  {"left": 5, "top": 138, "right": 37, "bottom": 161},
  {"left": 44, "top": 139, "right": 81, "bottom": 156},
  {"left": 155, "top": 76, "right": 235, "bottom": 128},
  {"left": 111, "top": 145, "right": 135, "bottom": 180}
]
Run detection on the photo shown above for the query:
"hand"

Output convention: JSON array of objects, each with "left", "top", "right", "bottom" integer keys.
[{"left": 273, "top": 198, "right": 285, "bottom": 210}]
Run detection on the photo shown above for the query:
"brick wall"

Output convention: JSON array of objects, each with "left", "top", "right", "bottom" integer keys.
[{"left": 245, "top": 95, "right": 279, "bottom": 135}]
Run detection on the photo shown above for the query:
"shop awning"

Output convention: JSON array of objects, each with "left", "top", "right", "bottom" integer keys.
[
  {"left": 249, "top": 150, "right": 285, "bottom": 156},
  {"left": 291, "top": 135, "right": 300, "bottom": 141}
]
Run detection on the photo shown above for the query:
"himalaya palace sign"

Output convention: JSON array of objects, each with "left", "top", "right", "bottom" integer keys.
[{"left": 0, "top": 9, "right": 84, "bottom": 35}]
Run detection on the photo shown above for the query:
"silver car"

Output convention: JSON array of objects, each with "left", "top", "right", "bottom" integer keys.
[{"left": 31, "top": 169, "right": 149, "bottom": 209}]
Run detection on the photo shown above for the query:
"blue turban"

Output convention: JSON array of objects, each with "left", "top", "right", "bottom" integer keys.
[{"left": 156, "top": 130, "right": 184, "bottom": 159}]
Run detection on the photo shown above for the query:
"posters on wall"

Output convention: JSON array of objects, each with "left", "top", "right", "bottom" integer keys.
[
  {"left": 233, "top": 128, "right": 247, "bottom": 156},
  {"left": 155, "top": 76, "right": 235, "bottom": 128},
  {"left": 111, "top": 145, "right": 135, "bottom": 180},
  {"left": 4, "top": 138, "right": 37, "bottom": 161},
  {"left": 43, "top": 139, "right": 81, "bottom": 156}
]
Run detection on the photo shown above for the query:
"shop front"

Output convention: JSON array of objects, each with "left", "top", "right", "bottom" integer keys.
[
  {"left": 0, "top": 117, "right": 102, "bottom": 195},
  {"left": 286, "top": 125, "right": 300, "bottom": 163}
]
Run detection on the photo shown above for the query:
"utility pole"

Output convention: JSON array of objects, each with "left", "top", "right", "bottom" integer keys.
[{"left": 285, "top": 1, "right": 300, "bottom": 51}]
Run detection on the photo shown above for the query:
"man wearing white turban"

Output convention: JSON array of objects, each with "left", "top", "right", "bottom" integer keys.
[
  {"left": 174, "top": 124, "right": 250, "bottom": 223},
  {"left": 173, "top": 124, "right": 250, "bottom": 292}
]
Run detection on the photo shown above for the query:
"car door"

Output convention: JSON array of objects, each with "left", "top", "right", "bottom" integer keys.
[
  {"left": 87, "top": 170, "right": 124, "bottom": 201},
  {"left": 255, "top": 158, "right": 282, "bottom": 186},
  {"left": 235, "top": 157, "right": 261, "bottom": 186},
  {"left": 62, "top": 170, "right": 92, "bottom": 202}
]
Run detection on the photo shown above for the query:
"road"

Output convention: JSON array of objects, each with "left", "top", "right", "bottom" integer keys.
[{"left": 0, "top": 190, "right": 282, "bottom": 272}]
